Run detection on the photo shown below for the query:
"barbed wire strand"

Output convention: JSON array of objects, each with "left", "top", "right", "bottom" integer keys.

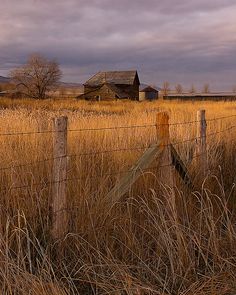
[
  {"left": 0, "top": 124, "right": 235, "bottom": 172},
  {"left": 1, "top": 162, "right": 176, "bottom": 192},
  {"left": 0, "top": 114, "right": 235, "bottom": 137},
  {"left": 3, "top": 128, "right": 236, "bottom": 192},
  {"left": 0, "top": 153, "right": 214, "bottom": 192},
  {"left": 0, "top": 146, "right": 151, "bottom": 172}
]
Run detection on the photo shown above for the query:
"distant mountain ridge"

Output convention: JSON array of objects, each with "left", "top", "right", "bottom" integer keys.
[
  {"left": 59, "top": 81, "right": 83, "bottom": 88},
  {"left": 0, "top": 76, "right": 83, "bottom": 86},
  {"left": 0, "top": 77, "right": 159, "bottom": 91},
  {"left": 0, "top": 76, "right": 10, "bottom": 83}
]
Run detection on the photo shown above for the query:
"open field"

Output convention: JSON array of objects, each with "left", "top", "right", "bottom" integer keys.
[{"left": 0, "top": 98, "right": 236, "bottom": 294}]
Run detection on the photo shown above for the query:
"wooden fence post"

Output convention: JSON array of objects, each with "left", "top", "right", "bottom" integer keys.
[
  {"left": 196, "top": 110, "right": 207, "bottom": 176},
  {"left": 51, "top": 116, "right": 68, "bottom": 240},
  {"left": 0, "top": 205, "right": 2, "bottom": 246},
  {"left": 156, "top": 112, "right": 175, "bottom": 205}
]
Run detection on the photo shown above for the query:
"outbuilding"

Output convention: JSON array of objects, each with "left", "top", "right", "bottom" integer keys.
[{"left": 139, "top": 86, "right": 159, "bottom": 101}]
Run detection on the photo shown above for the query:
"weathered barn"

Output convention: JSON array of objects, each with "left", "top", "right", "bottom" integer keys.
[
  {"left": 83, "top": 71, "right": 140, "bottom": 101},
  {"left": 139, "top": 85, "right": 159, "bottom": 101}
]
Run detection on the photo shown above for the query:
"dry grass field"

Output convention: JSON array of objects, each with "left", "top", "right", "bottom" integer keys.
[{"left": 0, "top": 98, "right": 236, "bottom": 294}]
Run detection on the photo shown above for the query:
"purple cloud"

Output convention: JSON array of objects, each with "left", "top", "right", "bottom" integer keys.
[{"left": 1, "top": 0, "right": 236, "bottom": 90}]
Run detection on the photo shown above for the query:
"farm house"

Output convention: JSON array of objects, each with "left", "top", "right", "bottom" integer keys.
[
  {"left": 139, "top": 85, "right": 159, "bottom": 101},
  {"left": 83, "top": 70, "right": 140, "bottom": 101}
]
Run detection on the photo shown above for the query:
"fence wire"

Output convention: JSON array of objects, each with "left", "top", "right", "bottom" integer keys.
[
  {"left": 0, "top": 123, "right": 235, "bottom": 174},
  {"left": 0, "top": 113, "right": 235, "bottom": 192},
  {"left": 2, "top": 142, "right": 231, "bottom": 192},
  {"left": 0, "top": 113, "right": 235, "bottom": 137}
]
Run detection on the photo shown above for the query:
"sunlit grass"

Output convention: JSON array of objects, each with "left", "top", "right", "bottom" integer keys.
[{"left": 0, "top": 98, "right": 236, "bottom": 294}]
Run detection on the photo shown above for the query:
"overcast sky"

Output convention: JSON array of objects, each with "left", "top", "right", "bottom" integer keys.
[{"left": 1, "top": 0, "right": 236, "bottom": 90}]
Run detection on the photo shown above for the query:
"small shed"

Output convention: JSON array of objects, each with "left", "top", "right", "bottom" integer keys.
[{"left": 139, "top": 86, "right": 159, "bottom": 101}]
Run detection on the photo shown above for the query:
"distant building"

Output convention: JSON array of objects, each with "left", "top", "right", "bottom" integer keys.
[
  {"left": 139, "top": 85, "right": 159, "bottom": 101},
  {"left": 0, "top": 90, "right": 20, "bottom": 98},
  {"left": 163, "top": 93, "right": 236, "bottom": 101},
  {"left": 83, "top": 70, "right": 140, "bottom": 101}
]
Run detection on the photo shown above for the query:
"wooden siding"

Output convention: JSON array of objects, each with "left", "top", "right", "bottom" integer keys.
[
  {"left": 84, "top": 84, "right": 121, "bottom": 100},
  {"left": 139, "top": 90, "right": 159, "bottom": 101},
  {"left": 84, "top": 84, "right": 139, "bottom": 100}
]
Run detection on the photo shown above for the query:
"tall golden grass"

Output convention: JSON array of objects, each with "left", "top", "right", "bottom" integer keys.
[{"left": 0, "top": 98, "right": 236, "bottom": 294}]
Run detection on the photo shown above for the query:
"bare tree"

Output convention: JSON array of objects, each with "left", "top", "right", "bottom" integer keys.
[
  {"left": 189, "top": 84, "right": 196, "bottom": 94},
  {"left": 10, "top": 54, "right": 62, "bottom": 99},
  {"left": 232, "top": 86, "right": 236, "bottom": 93},
  {"left": 203, "top": 84, "right": 210, "bottom": 93},
  {"left": 175, "top": 84, "right": 183, "bottom": 94},
  {"left": 162, "top": 81, "right": 170, "bottom": 97}
]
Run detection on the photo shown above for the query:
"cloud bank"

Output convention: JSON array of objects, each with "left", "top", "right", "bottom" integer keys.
[{"left": 1, "top": 0, "right": 236, "bottom": 90}]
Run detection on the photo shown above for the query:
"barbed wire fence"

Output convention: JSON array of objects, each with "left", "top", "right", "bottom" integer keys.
[{"left": 0, "top": 110, "right": 236, "bottom": 239}]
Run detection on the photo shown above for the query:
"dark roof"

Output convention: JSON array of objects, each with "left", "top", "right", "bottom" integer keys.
[
  {"left": 84, "top": 71, "right": 139, "bottom": 86},
  {"left": 140, "top": 85, "right": 159, "bottom": 93}
]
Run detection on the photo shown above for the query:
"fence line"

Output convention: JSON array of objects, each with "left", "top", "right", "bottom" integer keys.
[
  {"left": 1, "top": 124, "right": 235, "bottom": 173},
  {"left": 2, "top": 129, "right": 235, "bottom": 187},
  {"left": 0, "top": 113, "right": 235, "bottom": 137},
  {"left": 4, "top": 133, "right": 236, "bottom": 193},
  {"left": 2, "top": 144, "right": 234, "bottom": 192},
  {"left": 1, "top": 110, "right": 236, "bottom": 239},
  {"left": 0, "top": 124, "right": 156, "bottom": 137}
]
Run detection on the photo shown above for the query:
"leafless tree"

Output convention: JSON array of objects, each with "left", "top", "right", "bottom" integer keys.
[
  {"left": 189, "top": 84, "right": 196, "bottom": 94},
  {"left": 10, "top": 54, "right": 62, "bottom": 99},
  {"left": 175, "top": 84, "right": 183, "bottom": 94},
  {"left": 232, "top": 86, "right": 236, "bottom": 93},
  {"left": 203, "top": 84, "right": 210, "bottom": 93},
  {"left": 162, "top": 81, "right": 170, "bottom": 96}
]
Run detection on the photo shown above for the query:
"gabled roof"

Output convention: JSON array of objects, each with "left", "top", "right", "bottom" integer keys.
[
  {"left": 140, "top": 86, "right": 159, "bottom": 93},
  {"left": 140, "top": 84, "right": 161, "bottom": 92},
  {"left": 84, "top": 71, "right": 139, "bottom": 86}
]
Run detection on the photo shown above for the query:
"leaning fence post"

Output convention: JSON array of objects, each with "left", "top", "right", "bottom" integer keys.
[
  {"left": 156, "top": 112, "right": 175, "bottom": 207},
  {"left": 51, "top": 116, "right": 68, "bottom": 240},
  {"left": 196, "top": 110, "right": 207, "bottom": 176}
]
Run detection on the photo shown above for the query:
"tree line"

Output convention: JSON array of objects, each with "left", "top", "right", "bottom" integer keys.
[{"left": 162, "top": 81, "right": 211, "bottom": 96}]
